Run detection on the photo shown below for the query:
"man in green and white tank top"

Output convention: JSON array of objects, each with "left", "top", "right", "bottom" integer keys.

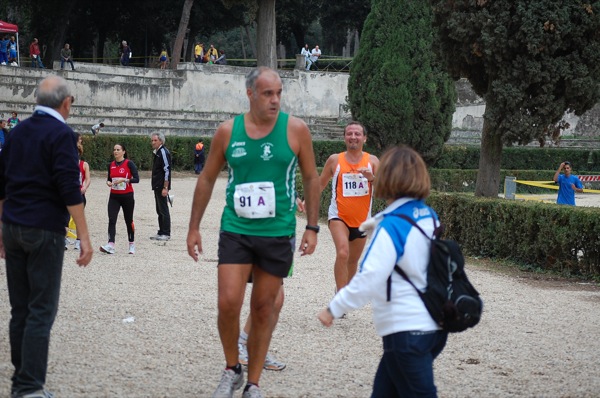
[{"left": 187, "top": 67, "right": 320, "bottom": 398}]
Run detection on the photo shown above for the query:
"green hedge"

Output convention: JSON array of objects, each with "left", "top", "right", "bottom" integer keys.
[
  {"left": 433, "top": 145, "right": 600, "bottom": 171},
  {"left": 297, "top": 174, "right": 600, "bottom": 279},
  {"left": 81, "top": 136, "right": 600, "bottom": 173},
  {"left": 80, "top": 135, "right": 213, "bottom": 171},
  {"left": 427, "top": 194, "right": 600, "bottom": 278}
]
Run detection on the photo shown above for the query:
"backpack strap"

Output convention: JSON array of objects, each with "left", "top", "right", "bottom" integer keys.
[{"left": 385, "top": 214, "right": 436, "bottom": 301}]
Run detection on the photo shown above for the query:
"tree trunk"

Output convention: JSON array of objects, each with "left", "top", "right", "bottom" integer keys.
[
  {"left": 240, "top": 27, "right": 247, "bottom": 59},
  {"left": 47, "top": 0, "right": 78, "bottom": 68},
  {"left": 171, "top": 0, "right": 194, "bottom": 70},
  {"left": 256, "top": 0, "right": 277, "bottom": 68},
  {"left": 474, "top": 118, "right": 503, "bottom": 197},
  {"left": 344, "top": 28, "right": 353, "bottom": 58},
  {"left": 245, "top": 24, "right": 257, "bottom": 59}
]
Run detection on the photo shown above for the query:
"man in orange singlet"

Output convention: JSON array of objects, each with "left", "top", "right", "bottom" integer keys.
[{"left": 320, "top": 121, "right": 379, "bottom": 291}]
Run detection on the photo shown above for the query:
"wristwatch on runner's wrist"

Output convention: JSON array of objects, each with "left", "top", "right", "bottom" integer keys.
[{"left": 306, "top": 225, "right": 320, "bottom": 233}]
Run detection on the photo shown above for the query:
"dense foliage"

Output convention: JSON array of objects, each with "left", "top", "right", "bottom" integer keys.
[
  {"left": 429, "top": 0, "right": 600, "bottom": 196},
  {"left": 0, "top": 0, "right": 371, "bottom": 67},
  {"left": 348, "top": 0, "right": 455, "bottom": 164}
]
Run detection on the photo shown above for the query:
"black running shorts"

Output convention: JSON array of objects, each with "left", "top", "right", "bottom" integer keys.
[{"left": 218, "top": 231, "right": 295, "bottom": 278}]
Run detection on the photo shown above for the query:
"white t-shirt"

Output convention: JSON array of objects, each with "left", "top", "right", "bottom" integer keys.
[{"left": 310, "top": 48, "right": 321, "bottom": 62}]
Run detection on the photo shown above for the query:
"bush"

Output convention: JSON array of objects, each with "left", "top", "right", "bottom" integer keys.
[
  {"left": 81, "top": 135, "right": 212, "bottom": 171},
  {"left": 427, "top": 193, "right": 600, "bottom": 278},
  {"left": 297, "top": 172, "right": 600, "bottom": 279}
]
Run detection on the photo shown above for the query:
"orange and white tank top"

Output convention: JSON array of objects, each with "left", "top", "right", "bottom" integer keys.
[{"left": 327, "top": 152, "right": 373, "bottom": 227}]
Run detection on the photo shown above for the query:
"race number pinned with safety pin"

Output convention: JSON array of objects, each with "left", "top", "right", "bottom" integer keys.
[
  {"left": 342, "top": 173, "right": 369, "bottom": 197},
  {"left": 112, "top": 178, "right": 127, "bottom": 191},
  {"left": 234, "top": 181, "right": 276, "bottom": 218}
]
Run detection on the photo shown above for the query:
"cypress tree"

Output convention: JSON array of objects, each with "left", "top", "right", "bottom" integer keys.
[{"left": 348, "top": 0, "right": 455, "bottom": 164}]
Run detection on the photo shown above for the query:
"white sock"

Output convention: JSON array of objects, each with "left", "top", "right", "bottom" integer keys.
[{"left": 239, "top": 330, "right": 248, "bottom": 344}]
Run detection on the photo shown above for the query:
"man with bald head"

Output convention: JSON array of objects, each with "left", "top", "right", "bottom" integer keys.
[
  {"left": 187, "top": 67, "right": 320, "bottom": 398},
  {"left": 0, "top": 76, "right": 93, "bottom": 398}
]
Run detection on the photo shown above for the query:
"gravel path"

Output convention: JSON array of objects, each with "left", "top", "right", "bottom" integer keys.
[{"left": 1, "top": 174, "right": 599, "bottom": 397}]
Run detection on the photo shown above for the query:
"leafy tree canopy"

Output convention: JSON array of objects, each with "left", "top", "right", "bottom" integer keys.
[
  {"left": 430, "top": 0, "right": 600, "bottom": 196},
  {"left": 348, "top": 0, "right": 455, "bottom": 164}
]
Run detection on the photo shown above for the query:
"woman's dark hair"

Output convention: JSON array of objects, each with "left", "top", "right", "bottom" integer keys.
[{"left": 115, "top": 143, "right": 128, "bottom": 159}]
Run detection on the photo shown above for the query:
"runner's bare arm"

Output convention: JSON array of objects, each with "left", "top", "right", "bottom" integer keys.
[
  {"left": 319, "top": 154, "right": 338, "bottom": 192},
  {"left": 289, "top": 116, "right": 319, "bottom": 255},
  {"left": 186, "top": 121, "right": 231, "bottom": 261}
]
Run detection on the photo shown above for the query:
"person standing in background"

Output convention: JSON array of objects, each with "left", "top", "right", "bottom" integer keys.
[
  {"left": 0, "top": 119, "right": 6, "bottom": 149},
  {"left": 0, "top": 75, "right": 93, "bottom": 398},
  {"left": 120, "top": 41, "right": 131, "bottom": 66},
  {"left": 554, "top": 161, "right": 583, "bottom": 206},
  {"left": 159, "top": 48, "right": 168, "bottom": 69},
  {"left": 8, "top": 112, "right": 20, "bottom": 131},
  {"left": 73, "top": 134, "right": 91, "bottom": 251},
  {"left": 0, "top": 35, "right": 9, "bottom": 65},
  {"left": 29, "top": 38, "right": 45, "bottom": 68},
  {"left": 301, "top": 44, "right": 311, "bottom": 70},
  {"left": 194, "top": 42, "right": 204, "bottom": 63},
  {"left": 7, "top": 36, "right": 17, "bottom": 66},
  {"left": 194, "top": 138, "right": 205, "bottom": 174},
  {"left": 150, "top": 132, "right": 172, "bottom": 241},
  {"left": 100, "top": 143, "right": 139, "bottom": 255}
]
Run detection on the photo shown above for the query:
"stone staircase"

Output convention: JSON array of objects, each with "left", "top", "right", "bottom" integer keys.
[
  {"left": 0, "top": 98, "right": 344, "bottom": 139},
  {"left": 0, "top": 62, "right": 350, "bottom": 140}
]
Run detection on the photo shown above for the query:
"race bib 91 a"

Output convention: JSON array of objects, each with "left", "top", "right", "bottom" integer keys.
[
  {"left": 234, "top": 181, "right": 276, "bottom": 218},
  {"left": 342, "top": 173, "right": 369, "bottom": 197}
]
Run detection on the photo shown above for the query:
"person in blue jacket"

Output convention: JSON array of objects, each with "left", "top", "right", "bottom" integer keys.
[{"left": 553, "top": 161, "right": 583, "bottom": 206}]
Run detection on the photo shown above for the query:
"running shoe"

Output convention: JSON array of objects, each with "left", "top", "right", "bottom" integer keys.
[
  {"left": 264, "top": 352, "right": 286, "bottom": 371},
  {"left": 100, "top": 244, "right": 115, "bottom": 254},
  {"left": 238, "top": 342, "right": 286, "bottom": 371},
  {"left": 212, "top": 368, "right": 244, "bottom": 398},
  {"left": 242, "top": 385, "right": 264, "bottom": 398},
  {"left": 74, "top": 240, "right": 81, "bottom": 251},
  {"left": 150, "top": 234, "right": 171, "bottom": 241},
  {"left": 20, "top": 390, "right": 55, "bottom": 398},
  {"left": 238, "top": 342, "right": 249, "bottom": 365},
  {"left": 129, "top": 243, "right": 135, "bottom": 254}
]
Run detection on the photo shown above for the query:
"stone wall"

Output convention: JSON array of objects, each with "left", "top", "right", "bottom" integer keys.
[
  {"left": 0, "top": 62, "right": 350, "bottom": 138},
  {"left": 1, "top": 63, "right": 599, "bottom": 142}
]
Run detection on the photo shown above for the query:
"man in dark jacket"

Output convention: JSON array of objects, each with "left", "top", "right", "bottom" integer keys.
[
  {"left": 0, "top": 75, "right": 93, "bottom": 398},
  {"left": 150, "top": 132, "right": 172, "bottom": 240}
]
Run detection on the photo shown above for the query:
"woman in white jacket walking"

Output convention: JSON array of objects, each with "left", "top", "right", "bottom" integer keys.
[{"left": 318, "top": 145, "right": 448, "bottom": 398}]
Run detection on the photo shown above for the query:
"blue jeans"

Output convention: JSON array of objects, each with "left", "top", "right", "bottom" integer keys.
[
  {"left": 60, "top": 58, "right": 75, "bottom": 70},
  {"left": 3, "top": 223, "right": 65, "bottom": 396},
  {"left": 30, "top": 56, "right": 45, "bottom": 68},
  {"left": 371, "top": 330, "right": 448, "bottom": 398}
]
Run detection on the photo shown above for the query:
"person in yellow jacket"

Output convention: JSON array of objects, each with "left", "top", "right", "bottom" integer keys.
[
  {"left": 194, "top": 42, "right": 204, "bottom": 63},
  {"left": 206, "top": 44, "right": 218, "bottom": 63}
]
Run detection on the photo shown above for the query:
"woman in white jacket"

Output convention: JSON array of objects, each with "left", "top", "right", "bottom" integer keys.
[{"left": 318, "top": 145, "right": 448, "bottom": 398}]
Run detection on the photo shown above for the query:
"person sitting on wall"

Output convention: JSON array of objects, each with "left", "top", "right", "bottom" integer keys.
[
  {"left": 215, "top": 50, "right": 227, "bottom": 65},
  {"left": 60, "top": 43, "right": 75, "bottom": 71}
]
